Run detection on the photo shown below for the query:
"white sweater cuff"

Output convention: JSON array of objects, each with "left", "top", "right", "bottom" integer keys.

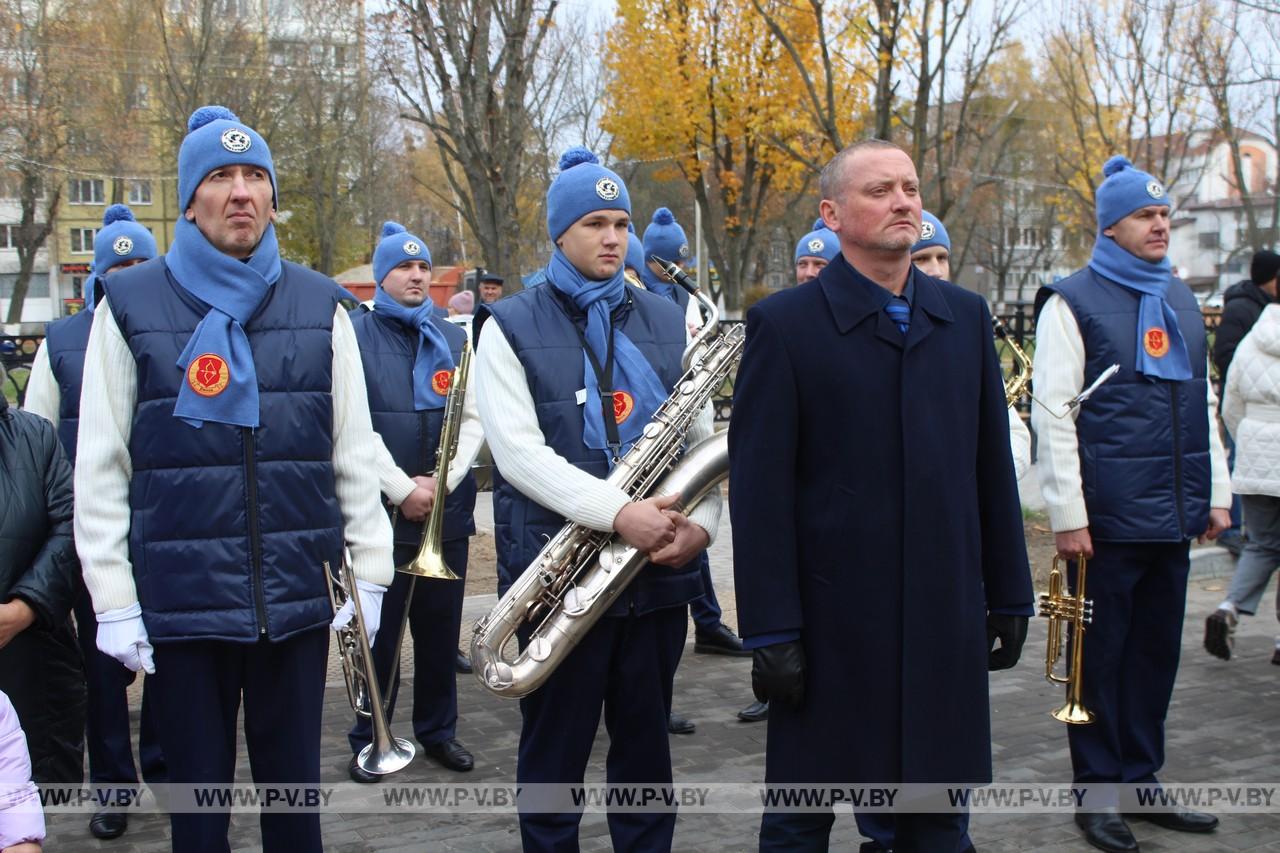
[{"left": 1047, "top": 499, "right": 1090, "bottom": 534}]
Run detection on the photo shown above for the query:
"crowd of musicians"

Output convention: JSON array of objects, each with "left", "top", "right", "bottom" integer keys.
[{"left": 0, "top": 102, "right": 1267, "bottom": 853}]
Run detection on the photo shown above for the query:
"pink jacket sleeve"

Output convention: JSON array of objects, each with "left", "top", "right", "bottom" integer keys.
[{"left": 0, "top": 692, "right": 45, "bottom": 848}]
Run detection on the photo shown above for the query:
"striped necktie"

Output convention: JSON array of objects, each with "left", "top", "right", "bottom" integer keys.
[{"left": 885, "top": 296, "right": 911, "bottom": 335}]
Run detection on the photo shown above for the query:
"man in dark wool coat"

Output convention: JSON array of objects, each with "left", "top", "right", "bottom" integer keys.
[{"left": 729, "top": 139, "right": 1035, "bottom": 853}]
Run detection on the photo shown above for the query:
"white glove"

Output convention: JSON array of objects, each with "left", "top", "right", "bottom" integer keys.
[
  {"left": 330, "top": 580, "right": 386, "bottom": 648},
  {"left": 96, "top": 603, "right": 155, "bottom": 674}
]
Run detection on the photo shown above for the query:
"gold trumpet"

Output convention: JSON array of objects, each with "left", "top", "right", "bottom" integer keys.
[
  {"left": 325, "top": 558, "right": 416, "bottom": 774},
  {"left": 398, "top": 340, "right": 472, "bottom": 580},
  {"left": 1039, "top": 554, "right": 1094, "bottom": 725}
]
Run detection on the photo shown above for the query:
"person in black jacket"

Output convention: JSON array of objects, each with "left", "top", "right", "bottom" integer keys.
[
  {"left": 1212, "top": 250, "right": 1279, "bottom": 381},
  {"left": 0, "top": 363, "right": 85, "bottom": 784},
  {"left": 1210, "top": 250, "right": 1279, "bottom": 557}
]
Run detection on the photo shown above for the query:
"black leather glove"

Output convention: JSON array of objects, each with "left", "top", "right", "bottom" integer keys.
[
  {"left": 987, "top": 613, "right": 1028, "bottom": 671},
  {"left": 751, "top": 640, "right": 805, "bottom": 709}
]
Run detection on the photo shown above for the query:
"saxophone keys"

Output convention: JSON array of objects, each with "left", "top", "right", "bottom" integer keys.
[{"left": 528, "top": 637, "right": 552, "bottom": 662}]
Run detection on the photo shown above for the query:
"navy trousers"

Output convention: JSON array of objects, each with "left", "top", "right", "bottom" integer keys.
[
  {"left": 73, "top": 587, "right": 166, "bottom": 795},
  {"left": 349, "top": 539, "right": 468, "bottom": 753},
  {"left": 688, "top": 551, "right": 723, "bottom": 631},
  {"left": 855, "top": 810, "right": 972, "bottom": 851},
  {"left": 517, "top": 606, "right": 687, "bottom": 853},
  {"left": 1067, "top": 541, "right": 1190, "bottom": 796},
  {"left": 149, "top": 628, "right": 329, "bottom": 853},
  {"left": 761, "top": 810, "right": 969, "bottom": 852}
]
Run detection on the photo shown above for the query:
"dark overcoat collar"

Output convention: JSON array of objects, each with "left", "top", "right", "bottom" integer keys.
[{"left": 818, "top": 253, "right": 955, "bottom": 350}]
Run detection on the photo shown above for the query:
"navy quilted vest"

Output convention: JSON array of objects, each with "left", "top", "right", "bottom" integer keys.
[
  {"left": 1037, "top": 268, "right": 1211, "bottom": 541},
  {"left": 43, "top": 308, "right": 93, "bottom": 463},
  {"left": 480, "top": 285, "right": 703, "bottom": 616},
  {"left": 103, "top": 257, "right": 345, "bottom": 642},
  {"left": 351, "top": 309, "right": 476, "bottom": 545}
]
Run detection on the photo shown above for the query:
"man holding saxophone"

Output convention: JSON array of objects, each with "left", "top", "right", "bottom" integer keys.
[
  {"left": 473, "top": 147, "right": 720, "bottom": 853},
  {"left": 1033, "top": 155, "right": 1230, "bottom": 852},
  {"left": 346, "top": 222, "right": 484, "bottom": 781},
  {"left": 74, "top": 105, "right": 392, "bottom": 852}
]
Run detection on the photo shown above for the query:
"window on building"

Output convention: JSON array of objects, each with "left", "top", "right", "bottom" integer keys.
[
  {"left": 1198, "top": 232, "right": 1219, "bottom": 249},
  {"left": 0, "top": 224, "right": 13, "bottom": 249},
  {"left": 128, "top": 180, "right": 153, "bottom": 205},
  {"left": 333, "top": 44, "right": 346, "bottom": 68},
  {"left": 70, "top": 227, "right": 96, "bottom": 253},
  {"left": 69, "top": 178, "right": 105, "bottom": 205}
]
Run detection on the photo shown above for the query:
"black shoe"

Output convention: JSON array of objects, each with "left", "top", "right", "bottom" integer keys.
[
  {"left": 1075, "top": 809, "right": 1139, "bottom": 853},
  {"left": 422, "top": 737, "right": 474, "bottom": 772},
  {"left": 694, "top": 624, "right": 751, "bottom": 657},
  {"left": 89, "top": 809, "right": 129, "bottom": 839},
  {"left": 455, "top": 649, "right": 473, "bottom": 674},
  {"left": 1204, "top": 609, "right": 1236, "bottom": 660},
  {"left": 1272, "top": 647, "right": 1280, "bottom": 666},
  {"left": 1126, "top": 807, "right": 1218, "bottom": 833},
  {"left": 348, "top": 754, "right": 381, "bottom": 784},
  {"left": 668, "top": 711, "right": 696, "bottom": 734},
  {"left": 737, "top": 700, "right": 769, "bottom": 722}
]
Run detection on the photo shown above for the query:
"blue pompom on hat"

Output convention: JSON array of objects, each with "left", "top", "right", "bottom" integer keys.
[
  {"left": 1096, "top": 155, "right": 1169, "bottom": 231},
  {"left": 625, "top": 232, "right": 646, "bottom": 273},
  {"left": 546, "top": 147, "right": 630, "bottom": 241},
  {"left": 178, "top": 106, "right": 277, "bottom": 212},
  {"left": 94, "top": 204, "right": 157, "bottom": 275},
  {"left": 794, "top": 225, "right": 840, "bottom": 264},
  {"left": 911, "top": 210, "right": 950, "bottom": 254},
  {"left": 642, "top": 207, "right": 690, "bottom": 265},
  {"left": 373, "top": 221, "right": 432, "bottom": 286},
  {"left": 812, "top": 217, "right": 825, "bottom": 230}
]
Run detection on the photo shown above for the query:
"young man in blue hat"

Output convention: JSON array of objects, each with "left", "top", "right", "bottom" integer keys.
[
  {"left": 474, "top": 148, "right": 720, "bottom": 853},
  {"left": 345, "top": 222, "right": 483, "bottom": 781},
  {"left": 25, "top": 204, "right": 165, "bottom": 841},
  {"left": 1033, "top": 155, "right": 1230, "bottom": 851},
  {"left": 794, "top": 218, "right": 840, "bottom": 285},
  {"left": 74, "top": 106, "right": 393, "bottom": 853}
]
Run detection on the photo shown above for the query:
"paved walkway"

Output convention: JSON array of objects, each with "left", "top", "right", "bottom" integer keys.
[{"left": 44, "top": 489, "right": 1280, "bottom": 852}]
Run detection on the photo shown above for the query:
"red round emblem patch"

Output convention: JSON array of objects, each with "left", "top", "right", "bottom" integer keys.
[
  {"left": 613, "top": 390, "right": 635, "bottom": 424},
  {"left": 187, "top": 353, "right": 230, "bottom": 397},
  {"left": 432, "top": 369, "right": 453, "bottom": 396},
  {"left": 1144, "top": 328, "right": 1169, "bottom": 358}
]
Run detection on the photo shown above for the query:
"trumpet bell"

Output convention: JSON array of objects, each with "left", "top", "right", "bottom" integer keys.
[
  {"left": 356, "top": 736, "right": 416, "bottom": 775},
  {"left": 1052, "top": 697, "right": 1095, "bottom": 725},
  {"left": 396, "top": 546, "right": 461, "bottom": 580}
]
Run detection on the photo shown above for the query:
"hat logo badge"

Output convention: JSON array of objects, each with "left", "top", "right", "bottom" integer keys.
[
  {"left": 220, "top": 129, "right": 252, "bottom": 153},
  {"left": 112, "top": 236, "right": 134, "bottom": 256},
  {"left": 808, "top": 238, "right": 825, "bottom": 253},
  {"left": 402, "top": 240, "right": 421, "bottom": 256},
  {"left": 595, "top": 177, "right": 620, "bottom": 201},
  {"left": 678, "top": 243, "right": 690, "bottom": 259},
  {"left": 920, "top": 222, "right": 935, "bottom": 240},
  {"left": 1146, "top": 180, "right": 1165, "bottom": 199}
]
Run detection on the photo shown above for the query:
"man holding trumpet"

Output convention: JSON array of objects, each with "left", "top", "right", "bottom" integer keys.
[
  {"left": 1032, "top": 155, "right": 1231, "bottom": 852},
  {"left": 346, "top": 222, "right": 484, "bottom": 780}
]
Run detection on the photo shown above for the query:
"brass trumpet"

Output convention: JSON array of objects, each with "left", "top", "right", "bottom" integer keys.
[
  {"left": 398, "top": 340, "right": 472, "bottom": 580},
  {"left": 325, "top": 559, "right": 415, "bottom": 774},
  {"left": 1039, "top": 554, "right": 1094, "bottom": 725}
]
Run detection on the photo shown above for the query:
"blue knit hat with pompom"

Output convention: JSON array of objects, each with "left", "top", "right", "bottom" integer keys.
[
  {"left": 625, "top": 232, "right": 646, "bottom": 273},
  {"left": 373, "top": 221, "right": 432, "bottom": 286},
  {"left": 911, "top": 210, "right": 950, "bottom": 254},
  {"left": 94, "top": 204, "right": 157, "bottom": 275},
  {"left": 546, "top": 147, "right": 630, "bottom": 240},
  {"left": 795, "top": 225, "right": 839, "bottom": 264},
  {"left": 178, "top": 105, "right": 276, "bottom": 212},
  {"left": 1096, "top": 155, "right": 1169, "bottom": 231},
  {"left": 642, "top": 207, "right": 690, "bottom": 264}
]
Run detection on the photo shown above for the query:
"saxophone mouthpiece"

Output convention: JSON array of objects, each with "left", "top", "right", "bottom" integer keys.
[{"left": 650, "top": 255, "right": 698, "bottom": 295}]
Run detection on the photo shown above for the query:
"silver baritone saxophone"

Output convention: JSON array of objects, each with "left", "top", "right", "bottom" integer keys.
[{"left": 470, "top": 256, "right": 744, "bottom": 698}]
